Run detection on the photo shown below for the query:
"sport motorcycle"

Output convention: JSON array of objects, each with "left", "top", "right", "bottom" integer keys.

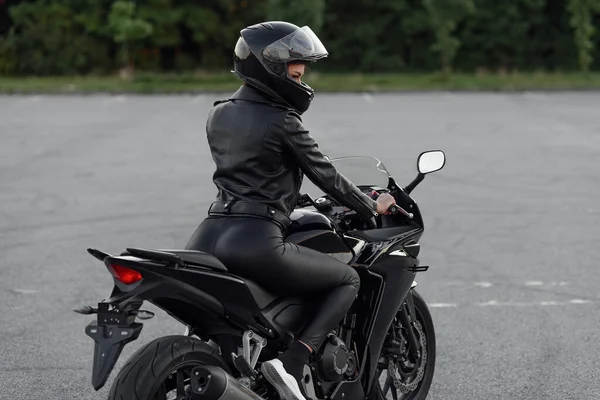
[{"left": 75, "top": 149, "right": 446, "bottom": 400}]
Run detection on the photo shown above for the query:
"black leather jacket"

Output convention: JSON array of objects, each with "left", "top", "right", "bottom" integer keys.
[{"left": 206, "top": 85, "right": 378, "bottom": 225}]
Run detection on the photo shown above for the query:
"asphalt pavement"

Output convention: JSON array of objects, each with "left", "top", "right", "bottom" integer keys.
[{"left": 1, "top": 91, "right": 599, "bottom": 400}]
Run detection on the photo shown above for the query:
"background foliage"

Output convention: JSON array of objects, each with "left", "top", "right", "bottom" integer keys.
[{"left": 0, "top": 0, "right": 599, "bottom": 76}]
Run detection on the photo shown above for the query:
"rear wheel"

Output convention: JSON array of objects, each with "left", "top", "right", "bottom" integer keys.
[
  {"left": 107, "top": 335, "right": 229, "bottom": 400},
  {"left": 377, "top": 289, "right": 436, "bottom": 400}
]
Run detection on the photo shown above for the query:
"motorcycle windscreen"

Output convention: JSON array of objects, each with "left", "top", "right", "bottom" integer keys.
[{"left": 262, "top": 26, "right": 328, "bottom": 63}]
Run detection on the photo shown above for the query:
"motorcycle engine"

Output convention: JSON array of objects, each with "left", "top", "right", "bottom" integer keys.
[{"left": 317, "top": 334, "right": 349, "bottom": 382}]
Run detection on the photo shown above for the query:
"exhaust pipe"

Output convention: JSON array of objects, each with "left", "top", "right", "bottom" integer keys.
[{"left": 190, "top": 365, "right": 265, "bottom": 400}]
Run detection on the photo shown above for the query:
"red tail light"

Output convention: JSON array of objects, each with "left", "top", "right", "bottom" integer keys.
[{"left": 107, "top": 263, "right": 143, "bottom": 285}]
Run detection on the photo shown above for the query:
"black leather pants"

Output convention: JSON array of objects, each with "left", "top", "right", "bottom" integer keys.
[{"left": 185, "top": 216, "right": 360, "bottom": 352}]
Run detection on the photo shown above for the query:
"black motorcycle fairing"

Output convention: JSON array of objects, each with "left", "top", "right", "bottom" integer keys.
[
  {"left": 388, "top": 176, "right": 424, "bottom": 229},
  {"left": 362, "top": 246, "right": 419, "bottom": 395},
  {"left": 102, "top": 256, "right": 226, "bottom": 319},
  {"left": 101, "top": 254, "right": 322, "bottom": 350},
  {"left": 102, "top": 255, "right": 276, "bottom": 335},
  {"left": 289, "top": 208, "right": 336, "bottom": 230},
  {"left": 262, "top": 297, "right": 318, "bottom": 347},
  {"left": 352, "top": 270, "right": 385, "bottom": 367},
  {"left": 345, "top": 228, "right": 421, "bottom": 267},
  {"left": 348, "top": 226, "right": 420, "bottom": 243},
  {"left": 286, "top": 229, "right": 353, "bottom": 254}
]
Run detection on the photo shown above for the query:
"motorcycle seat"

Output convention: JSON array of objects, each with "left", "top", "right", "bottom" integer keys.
[
  {"left": 155, "top": 249, "right": 228, "bottom": 271},
  {"left": 155, "top": 250, "right": 277, "bottom": 307}
]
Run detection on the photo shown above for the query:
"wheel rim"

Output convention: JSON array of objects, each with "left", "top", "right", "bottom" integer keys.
[
  {"left": 377, "top": 307, "right": 430, "bottom": 400},
  {"left": 151, "top": 360, "right": 207, "bottom": 400}
]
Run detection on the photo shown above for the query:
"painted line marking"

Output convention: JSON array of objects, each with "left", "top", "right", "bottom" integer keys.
[
  {"left": 569, "top": 299, "right": 592, "bottom": 304},
  {"left": 540, "top": 301, "right": 559, "bottom": 306},
  {"left": 12, "top": 289, "right": 38, "bottom": 294},
  {"left": 442, "top": 281, "right": 571, "bottom": 288},
  {"left": 525, "top": 281, "right": 544, "bottom": 286},
  {"left": 428, "top": 299, "right": 596, "bottom": 309},
  {"left": 429, "top": 303, "right": 458, "bottom": 308}
]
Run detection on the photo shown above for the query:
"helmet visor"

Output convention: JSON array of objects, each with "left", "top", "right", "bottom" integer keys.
[{"left": 262, "top": 26, "right": 328, "bottom": 63}]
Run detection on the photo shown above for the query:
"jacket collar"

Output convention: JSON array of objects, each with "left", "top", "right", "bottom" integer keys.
[{"left": 229, "top": 84, "right": 292, "bottom": 109}]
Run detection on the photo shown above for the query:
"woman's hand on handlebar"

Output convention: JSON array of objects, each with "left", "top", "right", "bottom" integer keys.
[{"left": 376, "top": 193, "right": 397, "bottom": 215}]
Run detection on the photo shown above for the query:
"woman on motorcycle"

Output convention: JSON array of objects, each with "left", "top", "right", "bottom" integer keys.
[{"left": 185, "top": 21, "right": 396, "bottom": 400}]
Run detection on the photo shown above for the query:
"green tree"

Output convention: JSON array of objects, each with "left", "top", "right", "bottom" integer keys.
[
  {"left": 0, "top": 35, "right": 16, "bottom": 75},
  {"left": 108, "top": 0, "right": 153, "bottom": 70},
  {"left": 3, "top": 0, "right": 114, "bottom": 75},
  {"left": 180, "top": 0, "right": 267, "bottom": 69},
  {"left": 455, "top": 0, "right": 550, "bottom": 72},
  {"left": 567, "top": 0, "right": 600, "bottom": 72},
  {"left": 1, "top": 0, "right": 599, "bottom": 75},
  {"left": 267, "top": 0, "right": 325, "bottom": 32},
  {"left": 424, "top": 0, "right": 475, "bottom": 76},
  {"left": 319, "top": 0, "right": 432, "bottom": 73}
]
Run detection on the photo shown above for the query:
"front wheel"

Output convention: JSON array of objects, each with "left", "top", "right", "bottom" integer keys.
[
  {"left": 377, "top": 289, "right": 436, "bottom": 400},
  {"left": 107, "top": 335, "right": 229, "bottom": 400}
]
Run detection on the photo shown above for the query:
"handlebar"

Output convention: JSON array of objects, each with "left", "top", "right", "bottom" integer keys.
[{"left": 388, "top": 204, "right": 414, "bottom": 219}]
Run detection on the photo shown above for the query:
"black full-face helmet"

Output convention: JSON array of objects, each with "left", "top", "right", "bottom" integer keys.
[{"left": 233, "top": 21, "right": 328, "bottom": 114}]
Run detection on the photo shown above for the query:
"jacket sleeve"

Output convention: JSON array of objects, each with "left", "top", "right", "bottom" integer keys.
[{"left": 279, "top": 110, "right": 379, "bottom": 220}]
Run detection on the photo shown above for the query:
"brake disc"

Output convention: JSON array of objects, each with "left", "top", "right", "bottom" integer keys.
[{"left": 388, "top": 321, "right": 427, "bottom": 394}]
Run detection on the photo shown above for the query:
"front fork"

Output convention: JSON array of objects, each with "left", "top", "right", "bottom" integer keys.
[
  {"left": 399, "top": 289, "right": 420, "bottom": 362},
  {"left": 388, "top": 282, "right": 420, "bottom": 362}
]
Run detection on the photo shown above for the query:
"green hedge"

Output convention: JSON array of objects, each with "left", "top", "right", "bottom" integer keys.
[{"left": 0, "top": 0, "right": 599, "bottom": 76}]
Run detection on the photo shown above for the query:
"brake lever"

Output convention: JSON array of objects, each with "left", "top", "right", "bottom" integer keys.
[{"left": 388, "top": 204, "right": 414, "bottom": 219}]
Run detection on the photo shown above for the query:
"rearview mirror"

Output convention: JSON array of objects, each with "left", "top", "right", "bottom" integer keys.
[{"left": 418, "top": 150, "right": 445, "bottom": 174}]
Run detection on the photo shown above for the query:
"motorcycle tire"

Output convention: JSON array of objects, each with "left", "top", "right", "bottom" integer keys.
[{"left": 107, "top": 335, "right": 229, "bottom": 400}]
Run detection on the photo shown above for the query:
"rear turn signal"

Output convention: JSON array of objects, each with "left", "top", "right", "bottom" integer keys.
[{"left": 108, "top": 263, "right": 143, "bottom": 285}]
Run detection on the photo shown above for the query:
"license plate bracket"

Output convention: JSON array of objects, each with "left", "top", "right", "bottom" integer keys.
[{"left": 84, "top": 303, "right": 143, "bottom": 390}]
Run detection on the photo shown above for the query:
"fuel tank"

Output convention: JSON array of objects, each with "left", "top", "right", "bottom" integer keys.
[{"left": 285, "top": 208, "right": 354, "bottom": 263}]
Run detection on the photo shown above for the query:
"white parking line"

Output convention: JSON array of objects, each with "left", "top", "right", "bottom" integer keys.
[
  {"left": 441, "top": 280, "right": 571, "bottom": 288},
  {"left": 12, "top": 288, "right": 38, "bottom": 294},
  {"left": 524, "top": 281, "right": 544, "bottom": 286},
  {"left": 427, "top": 299, "right": 595, "bottom": 309},
  {"left": 429, "top": 303, "right": 458, "bottom": 308}
]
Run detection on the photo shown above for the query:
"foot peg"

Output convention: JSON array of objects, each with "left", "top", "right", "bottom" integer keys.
[{"left": 233, "top": 352, "right": 258, "bottom": 379}]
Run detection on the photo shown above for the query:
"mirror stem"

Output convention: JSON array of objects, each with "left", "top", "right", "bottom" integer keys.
[{"left": 404, "top": 173, "right": 425, "bottom": 195}]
